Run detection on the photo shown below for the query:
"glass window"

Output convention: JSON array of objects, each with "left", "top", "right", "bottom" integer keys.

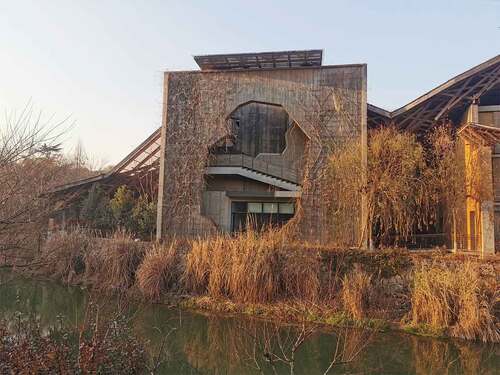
[
  {"left": 232, "top": 202, "right": 247, "bottom": 213},
  {"left": 279, "top": 203, "right": 294, "bottom": 214},
  {"left": 248, "top": 203, "right": 262, "bottom": 213},
  {"left": 263, "top": 203, "right": 278, "bottom": 213}
]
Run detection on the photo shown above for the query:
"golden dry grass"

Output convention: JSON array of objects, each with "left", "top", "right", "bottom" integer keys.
[
  {"left": 227, "top": 229, "right": 282, "bottom": 303},
  {"left": 341, "top": 265, "right": 372, "bottom": 320},
  {"left": 411, "top": 261, "right": 500, "bottom": 343},
  {"left": 282, "top": 248, "right": 320, "bottom": 302},
  {"left": 136, "top": 241, "right": 183, "bottom": 299},
  {"left": 183, "top": 228, "right": 320, "bottom": 303},
  {"left": 184, "top": 237, "right": 216, "bottom": 294}
]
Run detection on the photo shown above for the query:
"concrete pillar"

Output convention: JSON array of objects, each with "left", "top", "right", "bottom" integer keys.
[
  {"left": 156, "top": 73, "right": 170, "bottom": 241},
  {"left": 481, "top": 201, "right": 495, "bottom": 255},
  {"left": 360, "top": 64, "right": 369, "bottom": 250}
]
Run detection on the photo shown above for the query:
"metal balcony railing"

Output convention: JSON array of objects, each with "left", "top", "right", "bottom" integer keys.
[
  {"left": 385, "top": 233, "right": 483, "bottom": 251},
  {"left": 207, "top": 154, "right": 299, "bottom": 184}
]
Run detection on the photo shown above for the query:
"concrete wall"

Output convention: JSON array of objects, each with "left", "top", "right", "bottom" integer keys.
[
  {"left": 255, "top": 123, "right": 307, "bottom": 176},
  {"left": 480, "top": 106, "right": 500, "bottom": 253},
  {"left": 156, "top": 64, "right": 367, "bottom": 241}
]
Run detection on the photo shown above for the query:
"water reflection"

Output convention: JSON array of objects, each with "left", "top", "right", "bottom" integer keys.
[{"left": 0, "top": 271, "right": 498, "bottom": 374}]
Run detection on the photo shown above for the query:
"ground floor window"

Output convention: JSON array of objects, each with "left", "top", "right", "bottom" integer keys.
[{"left": 231, "top": 201, "right": 295, "bottom": 232}]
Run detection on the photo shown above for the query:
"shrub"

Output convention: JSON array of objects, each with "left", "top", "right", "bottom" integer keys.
[
  {"left": 137, "top": 241, "right": 183, "bottom": 299},
  {"left": 132, "top": 195, "right": 157, "bottom": 240},
  {"left": 0, "top": 307, "right": 146, "bottom": 374},
  {"left": 39, "top": 229, "right": 93, "bottom": 281},
  {"left": 341, "top": 265, "right": 372, "bottom": 320},
  {"left": 79, "top": 183, "right": 114, "bottom": 232},
  {"left": 109, "top": 185, "right": 135, "bottom": 230},
  {"left": 411, "top": 261, "right": 500, "bottom": 343}
]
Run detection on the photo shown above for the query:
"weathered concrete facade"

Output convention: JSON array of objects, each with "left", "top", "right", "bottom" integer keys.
[{"left": 156, "top": 55, "right": 367, "bottom": 242}]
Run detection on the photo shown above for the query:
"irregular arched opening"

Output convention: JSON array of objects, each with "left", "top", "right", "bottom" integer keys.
[{"left": 204, "top": 101, "right": 307, "bottom": 232}]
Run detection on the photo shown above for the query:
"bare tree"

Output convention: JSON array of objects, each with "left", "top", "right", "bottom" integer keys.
[{"left": 0, "top": 103, "right": 68, "bottom": 262}]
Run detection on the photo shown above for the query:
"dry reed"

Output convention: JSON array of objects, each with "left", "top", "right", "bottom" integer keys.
[
  {"left": 91, "top": 230, "right": 145, "bottom": 290},
  {"left": 136, "top": 241, "right": 183, "bottom": 299},
  {"left": 183, "top": 227, "right": 321, "bottom": 303},
  {"left": 184, "top": 237, "right": 214, "bottom": 294},
  {"left": 227, "top": 229, "right": 282, "bottom": 303},
  {"left": 411, "top": 261, "right": 500, "bottom": 343},
  {"left": 341, "top": 265, "right": 372, "bottom": 320}
]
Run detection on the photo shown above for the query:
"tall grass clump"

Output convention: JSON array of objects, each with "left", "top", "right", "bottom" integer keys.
[
  {"left": 92, "top": 230, "right": 145, "bottom": 290},
  {"left": 341, "top": 265, "right": 372, "bottom": 320},
  {"left": 207, "top": 235, "right": 231, "bottom": 298},
  {"left": 184, "top": 229, "right": 283, "bottom": 302},
  {"left": 411, "top": 261, "right": 500, "bottom": 343},
  {"left": 136, "top": 241, "right": 184, "bottom": 300},
  {"left": 184, "top": 237, "right": 216, "bottom": 294},
  {"left": 227, "top": 229, "right": 283, "bottom": 303},
  {"left": 39, "top": 228, "right": 93, "bottom": 281},
  {"left": 183, "top": 227, "right": 321, "bottom": 304}
]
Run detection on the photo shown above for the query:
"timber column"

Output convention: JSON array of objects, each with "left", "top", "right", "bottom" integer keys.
[
  {"left": 360, "top": 64, "right": 369, "bottom": 249},
  {"left": 156, "top": 72, "right": 170, "bottom": 241}
]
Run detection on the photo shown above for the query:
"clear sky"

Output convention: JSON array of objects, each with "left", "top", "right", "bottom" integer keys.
[{"left": 0, "top": 0, "right": 499, "bottom": 165}]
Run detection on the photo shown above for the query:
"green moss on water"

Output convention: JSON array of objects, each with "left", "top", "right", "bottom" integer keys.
[{"left": 403, "top": 323, "right": 447, "bottom": 338}]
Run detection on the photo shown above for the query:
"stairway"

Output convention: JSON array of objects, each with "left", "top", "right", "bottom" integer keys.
[{"left": 206, "top": 165, "right": 300, "bottom": 191}]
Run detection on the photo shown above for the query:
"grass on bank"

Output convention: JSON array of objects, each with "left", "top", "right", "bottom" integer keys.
[
  {"left": 184, "top": 228, "right": 321, "bottom": 303},
  {"left": 136, "top": 240, "right": 184, "bottom": 299},
  {"left": 409, "top": 261, "right": 500, "bottom": 343},
  {"left": 36, "top": 228, "right": 500, "bottom": 343}
]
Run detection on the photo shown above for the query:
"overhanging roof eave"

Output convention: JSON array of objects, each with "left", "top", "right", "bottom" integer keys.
[{"left": 391, "top": 54, "right": 500, "bottom": 118}]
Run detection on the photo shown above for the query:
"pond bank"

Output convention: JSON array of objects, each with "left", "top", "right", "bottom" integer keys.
[
  {"left": 1, "top": 271, "right": 499, "bottom": 375},
  {"left": 30, "top": 229, "right": 500, "bottom": 343}
]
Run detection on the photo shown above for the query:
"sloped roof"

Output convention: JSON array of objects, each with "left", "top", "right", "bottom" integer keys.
[
  {"left": 51, "top": 128, "right": 162, "bottom": 193},
  {"left": 368, "top": 55, "right": 500, "bottom": 131}
]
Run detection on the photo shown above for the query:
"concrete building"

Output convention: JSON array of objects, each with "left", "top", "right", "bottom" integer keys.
[
  {"left": 155, "top": 50, "right": 367, "bottom": 243},
  {"left": 51, "top": 50, "right": 500, "bottom": 255}
]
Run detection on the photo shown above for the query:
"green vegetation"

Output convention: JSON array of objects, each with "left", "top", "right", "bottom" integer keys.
[{"left": 79, "top": 184, "right": 156, "bottom": 239}]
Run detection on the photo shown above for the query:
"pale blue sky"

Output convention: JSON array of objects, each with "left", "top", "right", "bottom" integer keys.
[{"left": 0, "top": 0, "right": 499, "bottom": 164}]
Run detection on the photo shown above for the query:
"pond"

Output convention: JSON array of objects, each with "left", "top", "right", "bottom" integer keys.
[{"left": 0, "top": 271, "right": 498, "bottom": 374}]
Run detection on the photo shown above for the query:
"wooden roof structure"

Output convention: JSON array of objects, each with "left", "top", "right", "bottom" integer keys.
[
  {"left": 368, "top": 55, "right": 500, "bottom": 131},
  {"left": 51, "top": 128, "right": 162, "bottom": 193},
  {"left": 457, "top": 123, "right": 500, "bottom": 147},
  {"left": 194, "top": 50, "right": 323, "bottom": 71}
]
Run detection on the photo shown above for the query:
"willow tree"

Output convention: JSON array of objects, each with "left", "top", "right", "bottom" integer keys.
[{"left": 327, "top": 126, "right": 429, "bottom": 248}]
